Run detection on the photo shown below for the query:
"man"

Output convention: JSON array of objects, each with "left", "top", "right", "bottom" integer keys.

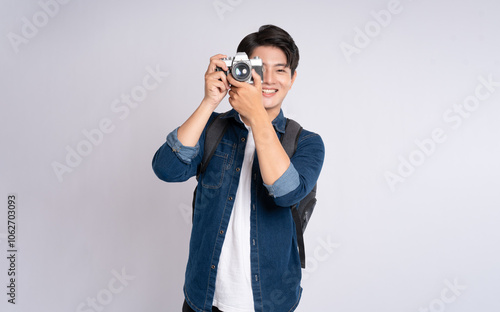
[{"left": 152, "top": 25, "right": 325, "bottom": 312}]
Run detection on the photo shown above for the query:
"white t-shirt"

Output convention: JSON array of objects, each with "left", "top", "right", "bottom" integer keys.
[{"left": 213, "top": 123, "right": 255, "bottom": 312}]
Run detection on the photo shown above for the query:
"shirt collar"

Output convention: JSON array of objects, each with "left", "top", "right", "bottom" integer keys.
[{"left": 222, "top": 109, "right": 286, "bottom": 134}]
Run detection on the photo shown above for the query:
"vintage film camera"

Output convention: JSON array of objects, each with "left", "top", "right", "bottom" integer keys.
[{"left": 216, "top": 52, "right": 263, "bottom": 84}]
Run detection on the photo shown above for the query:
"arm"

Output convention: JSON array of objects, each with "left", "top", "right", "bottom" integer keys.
[
  {"left": 152, "top": 54, "right": 230, "bottom": 181},
  {"left": 248, "top": 109, "right": 291, "bottom": 185},
  {"left": 271, "top": 131, "right": 325, "bottom": 207},
  {"left": 226, "top": 70, "right": 290, "bottom": 185},
  {"left": 226, "top": 71, "right": 324, "bottom": 205},
  {"left": 177, "top": 54, "right": 230, "bottom": 147}
]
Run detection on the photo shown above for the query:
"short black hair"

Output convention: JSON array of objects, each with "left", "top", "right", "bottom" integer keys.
[{"left": 237, "top": 25, "right": 299, "bottom": 76}]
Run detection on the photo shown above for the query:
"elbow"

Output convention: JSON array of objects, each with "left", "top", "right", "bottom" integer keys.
[
  {"left": 152, "top": 154, "right": 171, "bottom": 182},
  {"left": 151, "top": 150, "right": 195, "bottom": 183},
  {"left": 271, "top": 180, "right": 313, "bottom": 207}
]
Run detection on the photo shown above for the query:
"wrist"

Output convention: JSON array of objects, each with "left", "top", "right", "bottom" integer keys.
[
  {"left": 247, "top": 107, "right": 270, "bottom": 129},
  {"left": 200, "top": 98, "right": 219, "bottom": 112}
]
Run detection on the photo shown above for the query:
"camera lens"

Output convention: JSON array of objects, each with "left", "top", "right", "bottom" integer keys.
[{"left": 232, "top": 62, "right": 251, "bottom": 82}]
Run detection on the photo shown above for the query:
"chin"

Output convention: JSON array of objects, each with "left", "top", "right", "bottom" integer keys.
[
  {"left": 262, "top": 96, "right": 279, "bottom": 108},
  {"left": 262, "top": 100, "right": 277, "bottom": 109}
]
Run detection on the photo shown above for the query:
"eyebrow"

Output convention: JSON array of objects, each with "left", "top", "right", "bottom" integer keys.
[{"left": 263, "top": 62, "right": 288, "bottom": 68}]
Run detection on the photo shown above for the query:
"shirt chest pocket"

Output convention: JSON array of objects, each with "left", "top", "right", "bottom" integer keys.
[{"left": 201, "top": 140, "right": 236, "bottom": 189}]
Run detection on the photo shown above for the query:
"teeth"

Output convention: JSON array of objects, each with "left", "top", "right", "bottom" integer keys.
[{"left": 262, "top": 89, "right": 277, "bottom": 94}]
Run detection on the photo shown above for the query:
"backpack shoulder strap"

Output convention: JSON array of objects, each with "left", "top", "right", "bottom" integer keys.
[
  {"left": 281, "top": 118, "right": 309, "bottom": 268},
  {"left": 197, "top": 111, "right": 230, "bottom": 179},
  {"left": 193, "top": 111, "right": 230, "bottom": 220},
  {"left": 280, "top": 118, "right": 303, "bottom": 157}
]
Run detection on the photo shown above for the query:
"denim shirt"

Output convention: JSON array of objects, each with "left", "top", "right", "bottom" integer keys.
[{"left": 152, "top": 109, "right": 325, "bottom": 312}]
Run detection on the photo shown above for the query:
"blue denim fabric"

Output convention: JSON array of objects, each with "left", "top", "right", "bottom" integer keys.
[
  {"left": 263, "top": 163, "right": 300, "bottom": 197},
  {"left": 166, "top": 127, "right": 199, "bottom": 164},
  {"left": 152, "top": 109, "right": 325, "bottom": 312}
]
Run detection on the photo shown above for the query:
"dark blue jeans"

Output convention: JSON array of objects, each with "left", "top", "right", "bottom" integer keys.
[{"left": 182, "top": 300, "right": 223, "bottom": 312}]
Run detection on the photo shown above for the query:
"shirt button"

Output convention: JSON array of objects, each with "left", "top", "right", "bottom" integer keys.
[
  {"left": 236, "top": 167, "right": 240, "bottom": 172},
  {"left": 220, "top": 230, "right": 224, "bottom": 235},
  {"left": 228, "top": 196, "right": 233, "bottom": 201},
  {"left": 241, "top": 137, "right": 246, "bottom": 142},
  {"left": 211, "top": 265, "right": 215, "bottom": 269}
]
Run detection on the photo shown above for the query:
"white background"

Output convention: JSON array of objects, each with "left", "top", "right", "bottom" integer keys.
[{"left": 1, "top": 0, "right": 499, "bottom": 311}]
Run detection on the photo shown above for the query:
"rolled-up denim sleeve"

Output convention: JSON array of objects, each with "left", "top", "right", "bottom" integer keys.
[
  {"left": 269, "top": 131, "right": 325, "bottom": 207},
  {"left": 263, "top": 163, "right": 300, "bottom": 197},
  {"left": 166, "top": 127, "right": 200, "bottom": 164}
]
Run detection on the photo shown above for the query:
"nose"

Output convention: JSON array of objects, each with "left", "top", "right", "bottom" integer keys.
[{"left": 263, "top": 66, "right": 274, "bottom": 84}]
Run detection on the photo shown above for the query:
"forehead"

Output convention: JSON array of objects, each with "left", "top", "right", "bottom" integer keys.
[{"left": 250, "top": 46, "right": 287, "bottom": 66}]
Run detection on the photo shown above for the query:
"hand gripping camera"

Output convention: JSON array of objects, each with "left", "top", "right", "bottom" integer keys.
[{"left": 216, "top": 52, "right": 263, "bottom": 84}]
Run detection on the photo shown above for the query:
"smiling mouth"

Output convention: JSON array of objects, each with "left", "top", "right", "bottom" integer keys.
[{"left": 262, "top": 89, "right": 278, "bottom": 94}]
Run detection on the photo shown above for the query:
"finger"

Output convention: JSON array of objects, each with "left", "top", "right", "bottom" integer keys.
[
  {"left": 210, "top": 54, "right": 227, "bottom": 61},
  {"left": 205, "top": 71, "right": 229, "bottom": 90},
  {"left": 206, "top": 71, "right": 229, "bottom": 89},
  {"left": 207, "top": 60, "right": 229, "bottom": 73},
  {"left": 227, "top": 73, "right": 243, "bottom": 88},
  {"left": 207, "top": 54, "right": 229, "bottom": 73},
  {"left": 212, "top": 80, "right": 228, "bottom": 93}
]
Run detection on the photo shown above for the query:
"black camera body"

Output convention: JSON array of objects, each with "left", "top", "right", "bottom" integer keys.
[{"left": 216, "top": 52, "right": 263, "bottom": 84}]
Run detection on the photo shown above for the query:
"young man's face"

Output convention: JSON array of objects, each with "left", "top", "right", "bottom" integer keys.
[{"left": 250, "top": 46, "right": 297, "bottom": 114}]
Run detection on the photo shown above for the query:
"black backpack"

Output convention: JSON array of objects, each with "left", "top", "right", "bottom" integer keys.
[{"left": 193, "top": 112, "right": 317, "bottom": 268}]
